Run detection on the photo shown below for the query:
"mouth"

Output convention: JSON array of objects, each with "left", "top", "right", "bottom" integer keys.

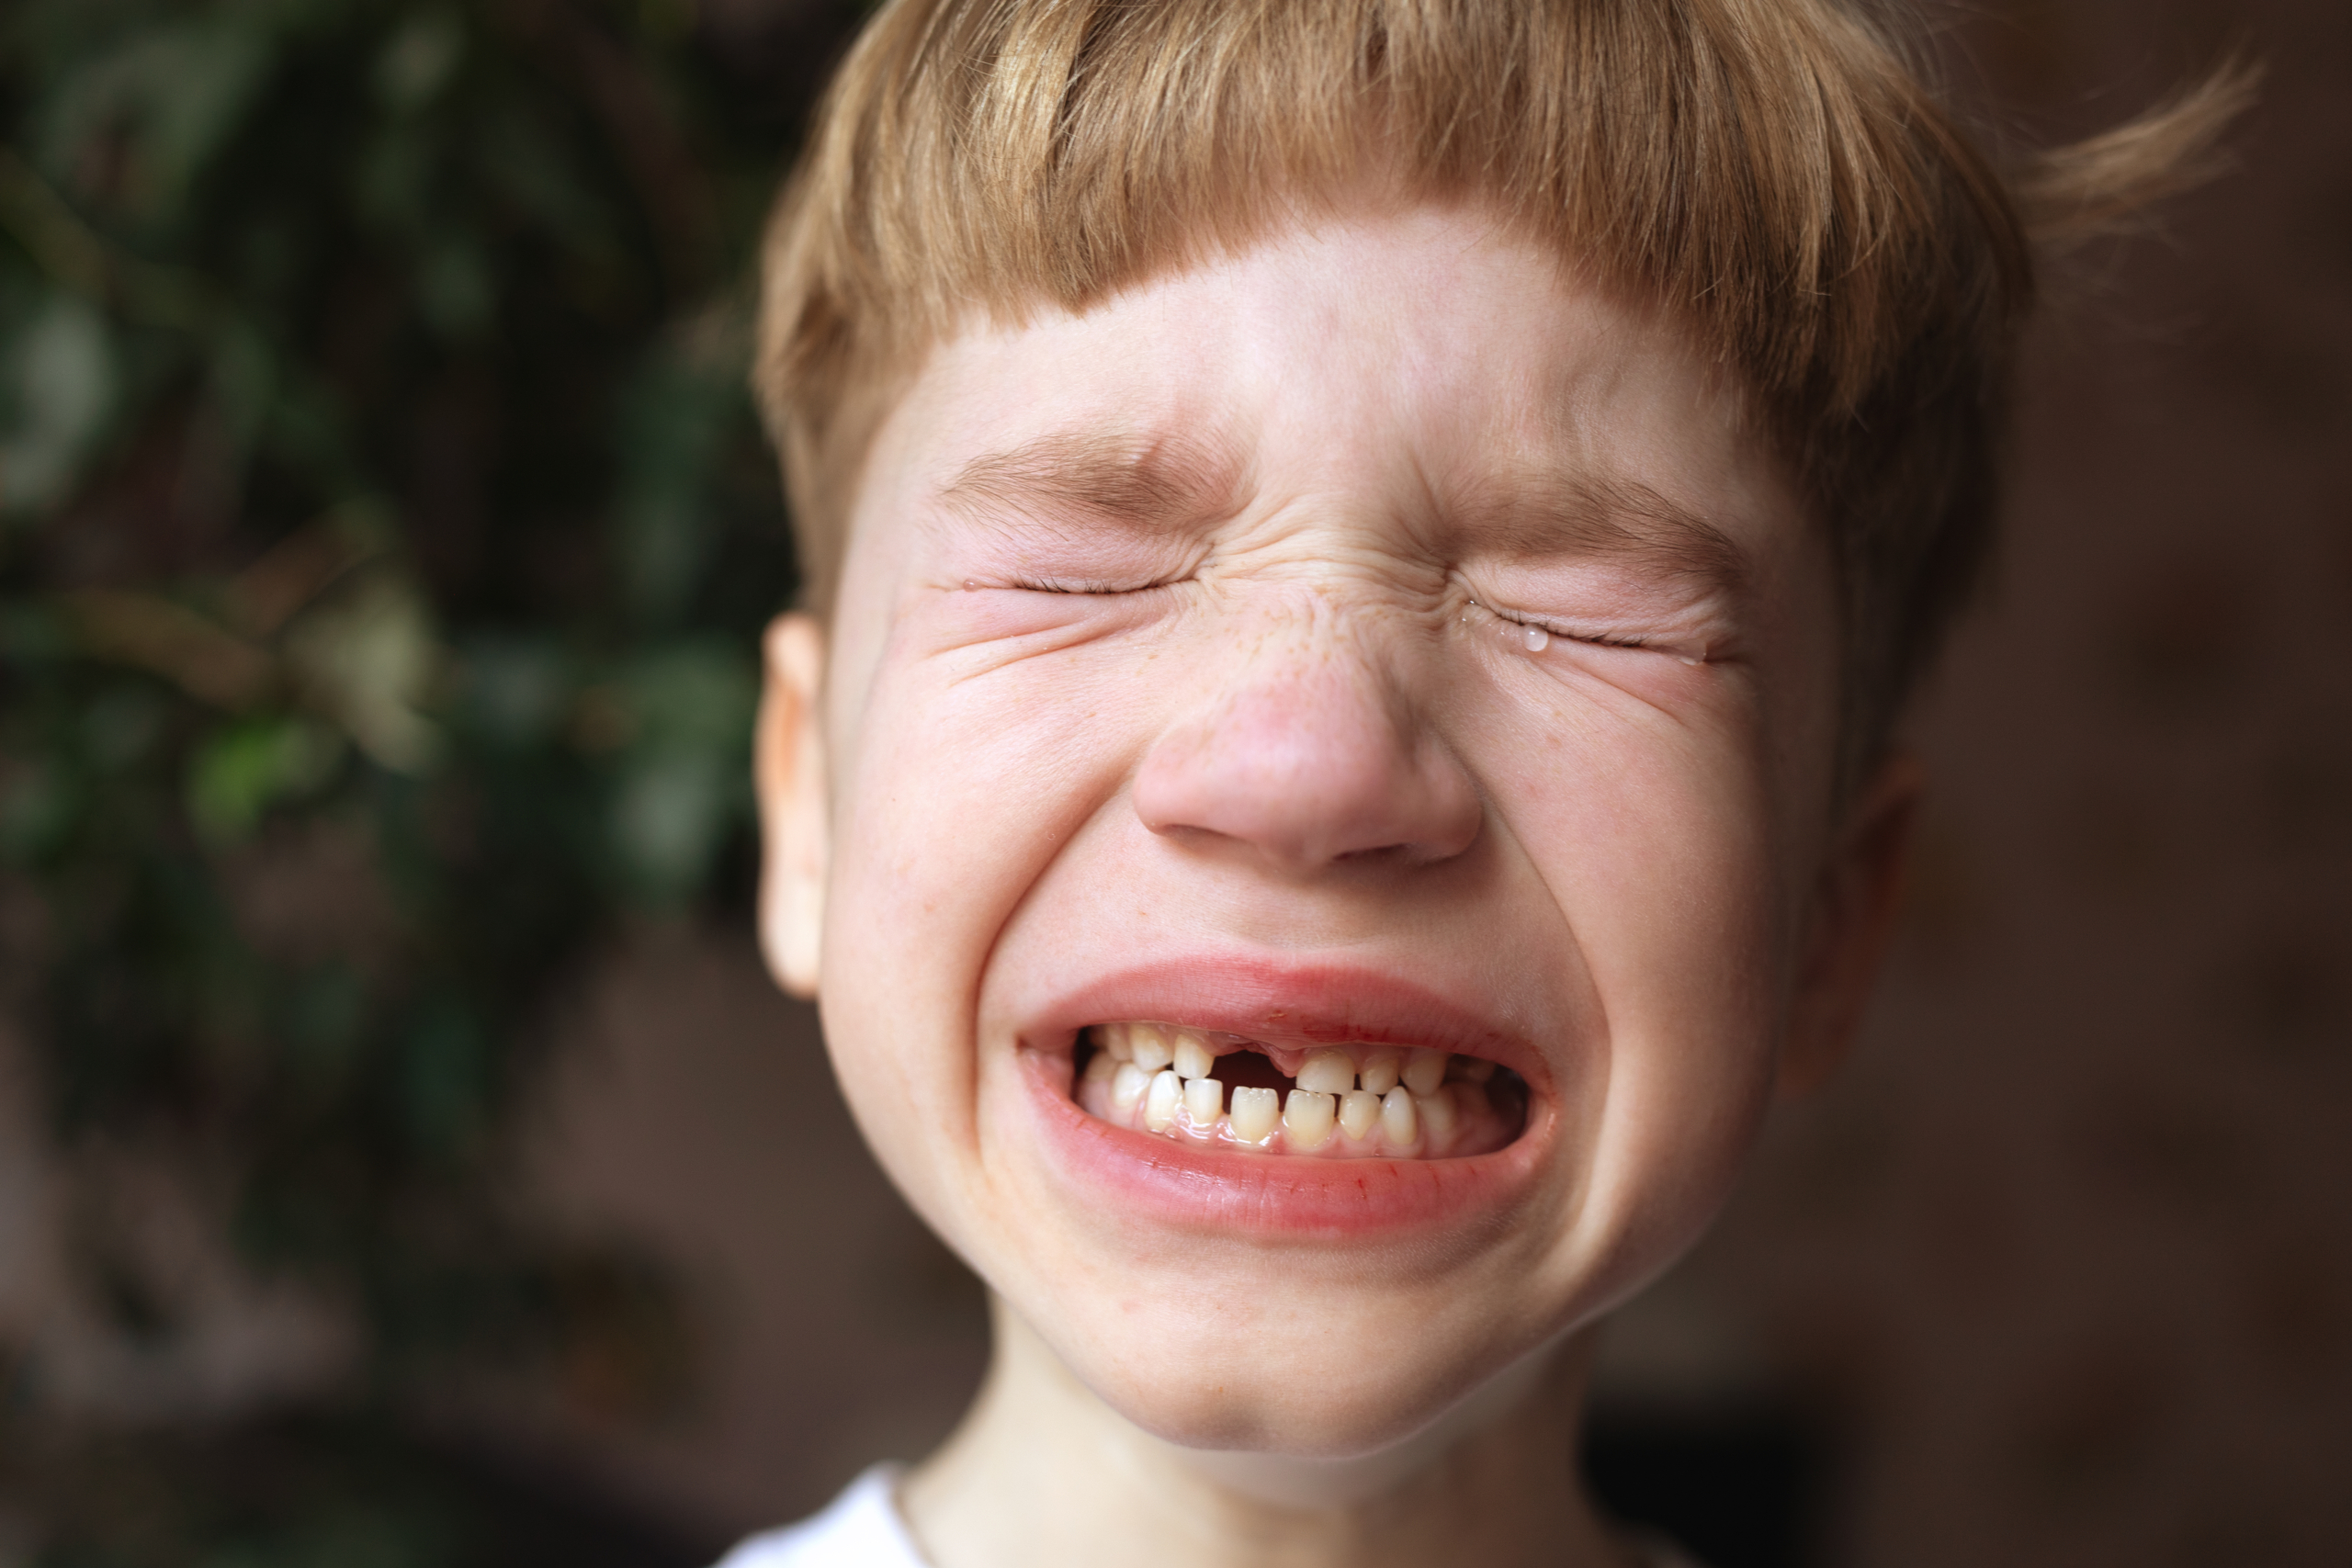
[
  {"left": 1013, "top": 961, "right": 1556, "bottom": 1236},
  {"left": 1074, "top": 1021, "right": 1530, "bottom": 1158}
]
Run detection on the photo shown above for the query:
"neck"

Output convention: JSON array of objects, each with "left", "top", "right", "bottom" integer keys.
[{"left": 900, "top": 1297, "right": 1632, "bottom": 1568}]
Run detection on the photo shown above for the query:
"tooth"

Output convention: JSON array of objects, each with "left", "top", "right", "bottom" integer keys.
[
  {"left": 1357, "top": 1048, "right": 1401, "bottom": 1095},
  {"left": 1145, "top": 1069, "right": 1182, "bottom": 1133},
  {"left": 1339, "top": 1089, "right": 1381, "bottom": 1141},
  {"left": 1283, "top": 1089, "right": 1337, "bottom": 1150},
  {"left": 1083, "top": 1051, "right": 1117, "bottom": 1086},
  {"left": 1128, "top": 1024, "right": 1175, "bottom": 1074},
  {"left": 1183, "top": 1077, "right": 1223, "bottom": 1127},
  {"left": 1450, "top": 1055, "right": 1497, "bottom": 1084},
  {"left": 1380, "top": 1086, "right": 1418, "bottom": 1146},
  {"left": 1110, "top": 1062, "right": 1150, "bottom": 1113},
  {"left": 1402, "top": 1047, "right": 1447, "bottom": 1097},
  {"left": 1295, "top": 1049, "right": 1354, "bottom": 1094},
  {"left": 1172, "top": 1032, "right": 1216, "bottom": 1080},
  {"left": 1416, "top": 1086, "right": 1458, "bottom": 1145},
  {"left": 1228, "top": 1085, "right": 1280, "bottom": 1144}
]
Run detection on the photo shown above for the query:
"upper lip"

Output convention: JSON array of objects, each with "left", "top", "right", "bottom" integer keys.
[{"left": 1022, "top": 955, "right": 1551, "bottom": 1092}]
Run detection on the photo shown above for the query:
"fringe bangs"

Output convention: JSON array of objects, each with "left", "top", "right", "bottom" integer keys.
[{"left": 756, "top": 0, "right": 2252, "bottom": 767}]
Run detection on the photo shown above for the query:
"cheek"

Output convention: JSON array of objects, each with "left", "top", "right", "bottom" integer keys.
[
  {"left": 815, "top": 621, "right": 1149, "bottom": 1182},
  {"left": 1484, "top": 652, "right": 1787, "bottom": 976},
  {"left": 1480, "top": 678, "right": 1792, "bottom": 1277}
]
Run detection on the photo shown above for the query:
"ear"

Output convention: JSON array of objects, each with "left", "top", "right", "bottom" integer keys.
[
  {"left": 1779, "top": 752, "right": 1924, "bottom": 1096},
  {"left": 754, "top": 613, "right": 828, "bottom": 998}
]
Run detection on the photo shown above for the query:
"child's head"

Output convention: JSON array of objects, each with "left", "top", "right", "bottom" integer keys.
[{"left": 749, "top": 0, "right": 2240, "bottom": 1461}]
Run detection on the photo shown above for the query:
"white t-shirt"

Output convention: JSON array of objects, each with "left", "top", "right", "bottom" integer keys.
[
  {"left": 713, "top": 1467, "right": 922, "bottom": 1568},
  {"left": 713, "top": 1464, "right": 1711, "bottom": 1568}
]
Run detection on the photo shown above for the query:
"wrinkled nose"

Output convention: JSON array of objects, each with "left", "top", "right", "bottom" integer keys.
[{"left": 1131, "top": 645, "right": 1482, "bottom": 874}]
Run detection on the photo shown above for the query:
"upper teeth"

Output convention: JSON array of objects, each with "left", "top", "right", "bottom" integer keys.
[
  {"left": 1128, "top": 1025, "right": 1176, "bottom": 1074},
  {"left": 1295, "top": 1049, "right": 1354, "bottom": 1094},
  {"left": 1080, "top": 1021, "right": 1507, "bottom": 1159},
  {"left": 1173, "top": 1034, "right": 1216, "bottom": 1079},
  {"left": 1401, "top": 1047, "right": 1448, "bottom": 1096}
]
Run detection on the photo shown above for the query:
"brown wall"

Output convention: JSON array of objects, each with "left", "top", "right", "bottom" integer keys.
[{"left": 1698, "top": 0, "right": 2352, "bottom": 1559}]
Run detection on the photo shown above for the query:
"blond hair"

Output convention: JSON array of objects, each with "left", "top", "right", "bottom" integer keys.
[{"left": 754, "top": 0, "right": 2249, "bottom": 777}]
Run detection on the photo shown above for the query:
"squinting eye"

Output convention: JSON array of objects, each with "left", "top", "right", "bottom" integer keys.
[
  {"left": 1470, "top": 597, "right": 1647, "bottom": 654},
  {"left": 1008, "top": 576, "right": 1175, "bottom": 596}
]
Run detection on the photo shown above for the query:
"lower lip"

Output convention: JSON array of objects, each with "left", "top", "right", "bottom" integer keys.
[{"left": 1016, "top": 1047, "right": 1553, "bottom": 1240}]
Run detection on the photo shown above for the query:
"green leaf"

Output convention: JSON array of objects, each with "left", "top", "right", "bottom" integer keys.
[
  {"left": 0, "top": 290, "right": 116, "bottom": 514},
  {"left": 373, "top": 9, "right": 465, "bottom": 117},
  {"left": 34, "top": 17, "right": 276, "bottom": 230},
  {"left": 186, "top": 715, "right": 344, "bottom": 846}
]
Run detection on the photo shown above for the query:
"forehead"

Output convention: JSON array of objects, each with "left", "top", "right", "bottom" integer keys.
[{"left": 865, "top": 205, "right": 1790, "bottom": 549}]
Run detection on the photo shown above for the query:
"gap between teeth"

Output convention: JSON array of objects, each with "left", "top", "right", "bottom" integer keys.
[{"left": 1079, "top": 1021, "right": 1506, "bottom": 1158}]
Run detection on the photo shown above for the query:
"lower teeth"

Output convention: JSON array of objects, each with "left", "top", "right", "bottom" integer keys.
[{"left": 1075, "top": 1024, "right": 1522, "bottom": 1158}]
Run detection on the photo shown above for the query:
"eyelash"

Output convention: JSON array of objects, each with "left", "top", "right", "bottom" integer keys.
[
  {"left": 1468, "top": 596, "right": 1650, "bottom": 651},
  {"left": 1005, "top": 574, "right": 1182, "bottom": 596}
]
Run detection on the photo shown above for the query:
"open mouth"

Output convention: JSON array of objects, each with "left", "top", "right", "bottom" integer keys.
[{"left": 1073, "top": 1021, "right": 1530, "bottom": 1158}]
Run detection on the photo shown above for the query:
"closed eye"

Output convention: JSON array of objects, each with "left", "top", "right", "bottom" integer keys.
[
  {"left": 1010, "top": 575, "right": 1182, "bottom": 596},
  {"left": 1470, "top": 596, "right": 1655, "bottom": 651}
]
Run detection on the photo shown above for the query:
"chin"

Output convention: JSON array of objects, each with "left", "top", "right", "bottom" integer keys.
[{"left": 1053, "top": 1306, "right": 1532, "bottom": 1459}]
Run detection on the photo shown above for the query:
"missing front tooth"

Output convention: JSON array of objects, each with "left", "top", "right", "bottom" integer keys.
[{"left": 1074, "top": 1024, "right": 1532, "bottom": 1156}]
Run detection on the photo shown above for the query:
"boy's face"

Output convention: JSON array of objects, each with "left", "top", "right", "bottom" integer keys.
[{"left": 758, "top": 204, "right": 1910, "bottom": 1456}]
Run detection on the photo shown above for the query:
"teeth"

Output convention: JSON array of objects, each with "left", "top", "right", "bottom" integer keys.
[
  {"left": 1401, "top": 1047, "right": 1448, "bottom": 1097},
  {"left": 1416, "top": 1086, "right": 1458, "bottom": 1145},
  {"left": 1172, "top": 1032, "right": 1216, "bottom": 1080},
  {"left": 1380, "top": 1085, "right": 1418, "bottom": 1146},
  {"left": 1228, "top": 1085, "right": 1280, "bottom": 1144},
  {"left": 1145, "top": 1069, "right": 1182, "bottom": 1133},
  {"left": 1128, "top": 1024, "right": 1176, "bottom": 1075},
  {"left": 1295, "top": 1049, "right": 1354, "bottom": 1094},
  {"left": 1089, "top": 1026, "right": 1515, "bottom": 1158},
  {"left": 1283, "top": 1089, "right": 1337, "bottom": 1151}
]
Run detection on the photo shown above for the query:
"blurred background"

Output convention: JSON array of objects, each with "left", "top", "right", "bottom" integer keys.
[{"left": 0, "top": 1, "right": 2342, "bottom": 1565}]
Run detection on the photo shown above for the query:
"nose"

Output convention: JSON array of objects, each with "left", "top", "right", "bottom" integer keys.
[{"left": 1130, "top": 633, "right": 1483, "bottom": 874}]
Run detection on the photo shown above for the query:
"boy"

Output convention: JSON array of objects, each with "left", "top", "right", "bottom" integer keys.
[{"left": 723, "top": 3, "right": 2240, "bottom": 1563}]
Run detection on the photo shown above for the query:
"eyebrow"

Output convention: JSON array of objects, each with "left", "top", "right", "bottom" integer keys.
[
  {"left": 937, "top": 429, "right": 1243, "bottom": 532},
  {"left": 1454, "top": 472, "right": 1752, "bottom": 599},
  {"left": 939, "top": 432, "right": 1751, "bottom": 597}
]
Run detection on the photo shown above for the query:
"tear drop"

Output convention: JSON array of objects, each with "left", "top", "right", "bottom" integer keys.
[{"left": 1520, "top": 625, "right": 1550, "bottom": 652}]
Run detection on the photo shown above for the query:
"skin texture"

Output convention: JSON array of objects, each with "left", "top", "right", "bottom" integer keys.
[{"left": 753, "top": 202, "right": 1918, "bottom": 1567}]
